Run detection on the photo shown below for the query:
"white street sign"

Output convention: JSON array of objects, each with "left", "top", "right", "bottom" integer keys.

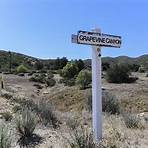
[
  {"left": 77, "top": 31, "right": 121, "bottom": 48},
  {"left": 71, "top": 28, "right": 121, "bottom": 142}
]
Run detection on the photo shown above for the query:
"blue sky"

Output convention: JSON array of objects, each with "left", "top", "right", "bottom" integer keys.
[{"left": 0, "top": 0, "right": 148, "bottom": 59}]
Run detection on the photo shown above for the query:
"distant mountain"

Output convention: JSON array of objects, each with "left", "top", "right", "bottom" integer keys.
[{"left": 84, "top": 54, "right": 148, "bottom": 70}]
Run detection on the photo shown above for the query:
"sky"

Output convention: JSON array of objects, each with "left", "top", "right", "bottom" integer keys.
[{"left": 0, "top": 0, "right": 148, "bottom": 59}]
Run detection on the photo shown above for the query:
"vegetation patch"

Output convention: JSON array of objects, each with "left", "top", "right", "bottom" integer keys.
[
  {"left": 76, "top": 70, "right": 91, "bottom": 89},
  {"left": 0, "top": 124, "right": 12, "bottom": 148},
  {"left": 85, "top": 89, "right": 120, "bottom": 114},
  {"left": 17, "top": 65, "right": 28, "bottom": 73},
  {"left": 16, "top": 108, "right": 41, "bottom": 147},
  {"left": 121, "top": 98, "right": 148, "bottom": 112},
  {"left": 122, "top": 112, "right": 143, "bottom": 129},
  {"left": 106, "top": 63, "right": 137, "bottom": 83},
  {"left": 0, "top": 111, "right": 13, "bottom": 121}
]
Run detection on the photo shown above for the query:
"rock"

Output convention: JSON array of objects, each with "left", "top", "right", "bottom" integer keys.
[{"left": 43, "top": 91, "right": 49, "bottom": 94}]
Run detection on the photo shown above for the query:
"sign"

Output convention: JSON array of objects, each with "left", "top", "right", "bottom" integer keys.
[
  {"left": 71, "top": 28, "right": 121, "bottom": 142},
  {"left": 77, "top": 31, "right": 121, "bottom": 48}
]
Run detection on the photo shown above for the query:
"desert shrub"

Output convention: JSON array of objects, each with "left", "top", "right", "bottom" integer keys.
[
  {"left": 122, "top": 112, "right": 143, "bottom": 129},
  {"left": 76, "top": 70, "right": 91, "bottom": 89},
  {"left": 106, "top": 64, "right": 134, "bottom": 83},
  {"left": 0, "top": 111, "right": 13, "bottom": 121},
  {"left": 29, "top": 73, "right": 45, "bottom": 83},
  {"left": 0, "top": 124, "right": 12, "bottom": 148},
  {"left": 66, "top": 126, "right": 98, "bottom": 148},
  {"left": 61, "top": 62, "right": 79, "bottom": 79},
  {"left": 102, "top": 91, "right": 120, "bottom": 114},
  {"left": 45, "top": 78, "right": 56, "bottom": 87},
  {"left": 36, "top": 101, "right": 59, "bottom": 128},
  {"left": 29, "top": 73, "right": 55, "bottom": 87},
  {"left": 85, "top": 90, "right": 120, "bottom": 114},
  {"left": 16, "top": 109, "right": 37, "bottom": 144},
  {"left": 17, "top": 65, "right": 28, "bottom": 73},
  {"left": 138, "top": 66, "right": 145, "bottom": 73}
]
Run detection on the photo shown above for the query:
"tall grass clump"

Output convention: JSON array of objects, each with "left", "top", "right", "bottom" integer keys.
[
  {"left": 102, "top": 91, "right": 120, "bottom": 114},
  {"left": 0, "top": 124, "right": 11, "bottom": 148},
  {"left": 85, "top": 90, "right": 120, "bottom": 114},
  {"left": 36, "top": 101, "right": 59, "bottom": 128},
  {"left": 122, "top": 112, "right": 143, "bottom": 129},
  {"left": 66, "top": 126, "right": 98, "bottom": 148},
  {"left": 16, "top": 109, "right": 37, "bottom": 146}
]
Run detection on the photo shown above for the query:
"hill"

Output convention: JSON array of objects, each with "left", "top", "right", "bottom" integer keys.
[
  {"left": 84, "top": 54, "right": 148, "bottom": 70},
  {"left": 0, "top": 50, "right": 148, "bottom": 72}
]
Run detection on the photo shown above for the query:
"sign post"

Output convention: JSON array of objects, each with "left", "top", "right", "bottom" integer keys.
[
  {"left": 71, "top": 28, "right": 121, "bottom": 142},
  {"left": 91, "top": 28, "right": 102, "bottom": 141}
]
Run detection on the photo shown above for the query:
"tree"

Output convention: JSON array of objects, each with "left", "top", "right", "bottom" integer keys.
[
  {"left": 75, "top": 59, "right": 84, "bottom": 72},
  {"left": 76, "top": 70, "right": 91, "bottom": 89},
  {"left": 60, "top": 57, "right": 68, "bottom": 69}
]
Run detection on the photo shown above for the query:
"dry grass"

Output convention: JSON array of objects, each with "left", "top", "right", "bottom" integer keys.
[{"left": 49, "top": 87, "right": 85, "bottom": 112}]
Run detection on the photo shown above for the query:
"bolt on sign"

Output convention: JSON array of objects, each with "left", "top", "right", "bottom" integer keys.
[{"left": 71, "top": 28, "right": 121, "bottom": 142}]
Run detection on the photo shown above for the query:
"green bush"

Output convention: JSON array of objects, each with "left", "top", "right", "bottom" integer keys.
[
  {"left": 16, "top": 65, "right": 28, "bottom": 73},
  {"left": 106, "top": 64, "right": 135, "bottom": 83},
  {"left": 85, "top": 90, "right": 120, "bottom": 114},
  {"left": 29, "top": 73, "right": 45, "bottom": 83},
  {"left": 0, "top": 124, "right": 11, "bottom": 148},
  {"left": 61, "top": 62, "right": 79, "bottom": 79},
  {"left": 76, "top": 70, "right": 91, "bottom": 89}
]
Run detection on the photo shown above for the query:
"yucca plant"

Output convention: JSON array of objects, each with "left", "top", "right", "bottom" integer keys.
[
  {"left": 16, "top": 108, "right": 37, "bottom": 146},
  {"left": 0, "top": 124, "right": 11, "bottom": 148}
]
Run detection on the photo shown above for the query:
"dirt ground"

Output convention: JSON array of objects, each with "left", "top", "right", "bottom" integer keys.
[{"left": 0, "top": 72, "right": 148, "bottom": 148}]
